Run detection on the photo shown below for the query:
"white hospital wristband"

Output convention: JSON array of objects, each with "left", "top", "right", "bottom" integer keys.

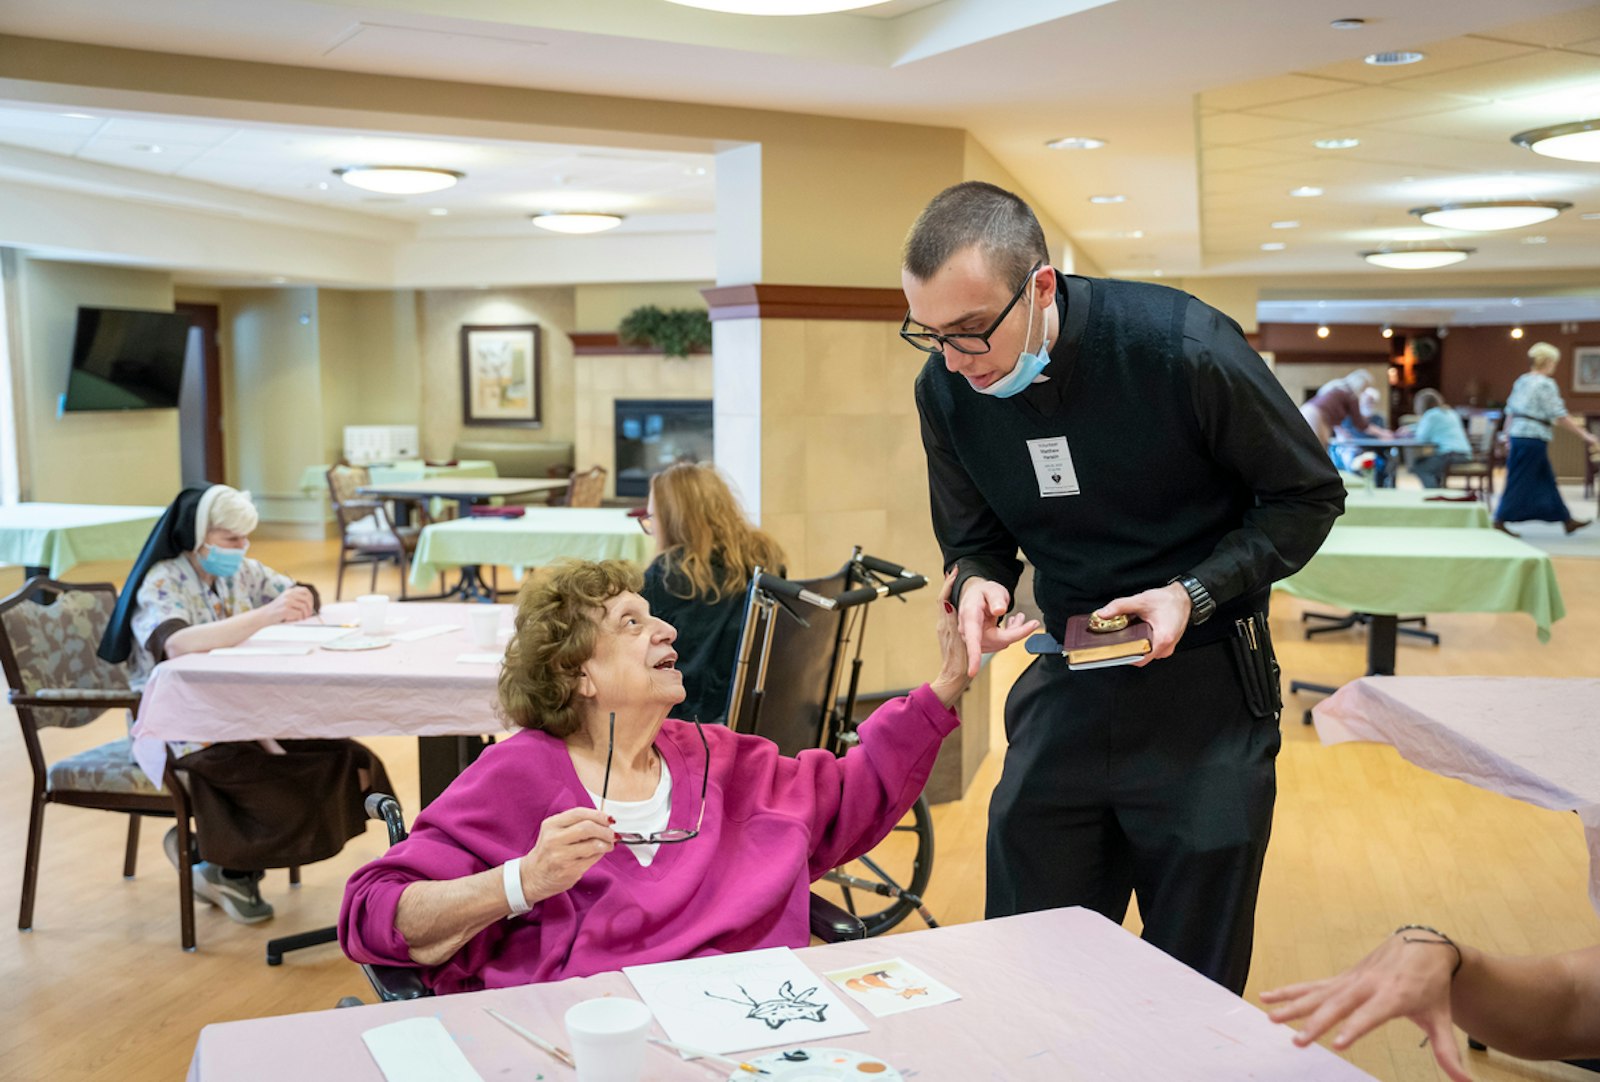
[{"left": 503, "top": 858, "right": 532, "bottom": 917}]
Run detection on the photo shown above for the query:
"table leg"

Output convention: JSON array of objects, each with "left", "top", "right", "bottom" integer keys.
[{"left": 1366, "top": 615, "right": 1398, "bottom": 676}]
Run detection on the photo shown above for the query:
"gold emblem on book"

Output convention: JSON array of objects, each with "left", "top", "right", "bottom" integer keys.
[{"left": 1086, "top": 613, "right": 1129, "bottom": 634}]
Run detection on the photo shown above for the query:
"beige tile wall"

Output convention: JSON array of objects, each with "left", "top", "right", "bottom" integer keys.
[{"left": 573, "top": 352, "right": 715, "bottom": 499}]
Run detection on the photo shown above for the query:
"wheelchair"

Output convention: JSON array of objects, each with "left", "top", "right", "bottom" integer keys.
[{"left": 724, "top": 548, "right": 938, "bottom": 937}]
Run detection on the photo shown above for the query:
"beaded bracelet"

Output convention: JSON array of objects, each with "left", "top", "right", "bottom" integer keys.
[{"left": 1395, "top": 923, "right": 1464, "bottom": 979}]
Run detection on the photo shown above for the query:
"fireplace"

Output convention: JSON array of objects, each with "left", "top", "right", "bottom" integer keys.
[{"left": 613, "top": 399, "right": 714, "bottom": 498}]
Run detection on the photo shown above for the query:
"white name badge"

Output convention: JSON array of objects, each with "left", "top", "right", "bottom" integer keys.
[{"left": 1027, "top": 436, "right": 1079, "bottom": 497}]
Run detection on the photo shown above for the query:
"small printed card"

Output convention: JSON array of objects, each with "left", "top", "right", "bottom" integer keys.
[
  {"left": 361, "top": 1017, "right": 484, "bottom": 1082},
  {"left": 822, "top": 958, "right": 960, "bottom": 1018}
]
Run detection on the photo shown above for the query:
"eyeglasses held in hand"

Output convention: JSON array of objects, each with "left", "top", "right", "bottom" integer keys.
[
  {"left": 599, "top": 712, "right": 708, "bottom": 845},
  {"left": 899, "top": 260, "right": 1043, "bottom": 356}
]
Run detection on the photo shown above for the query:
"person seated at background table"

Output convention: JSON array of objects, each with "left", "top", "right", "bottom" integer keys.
[
  {"left": 338, "top": 558, "right": 971, "bottom": 994},
  {"left": 1301, "top": 369, "right": 1392, "bottom": 451},
  {"left": 1400, "top": 388, "right": 1472, "bottom": 489},
  {"left": 1494, "top": 341, "right": 1600, "bottom": 536},
  {"left": 1334, "top": 385, "right": 1395, "bottom": 485},
  {"left": 636, "top": 462, "right": 785, "bottom": 726},
  {"left": 1261, "top": 925, "right": 1600, "bottom": 1082},
  {"left": 99, "top": 483, "right": 391, "bottom": 925}
]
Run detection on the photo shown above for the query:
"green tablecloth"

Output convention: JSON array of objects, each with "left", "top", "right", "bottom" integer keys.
[
  {"left": 298, "top": 459, "right": 498, "bottom": 497},
  {"left": 0, "top": 503, "right": 163, "bottom": 577},
  {"left": 410, "top": 508, "right": 653, "bottom": 586},
  {"left": 1276, "top": 525, "right": 1565, "bottom": 642},
  {"left": 1339, "top": 490, "right": 1491, "bottom": 529}
]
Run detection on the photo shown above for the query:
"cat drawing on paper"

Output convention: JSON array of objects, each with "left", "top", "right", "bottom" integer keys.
[
  {"left": 845, "top": 970, "right": 928, "bottom": 1001},
  {"left": 705, "top": 981, "right": 829, "bottom": 1029}
]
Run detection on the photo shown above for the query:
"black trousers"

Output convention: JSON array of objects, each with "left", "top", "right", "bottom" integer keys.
[{"left": 986, "top": 639, "right": 1279, "bottom": 994}]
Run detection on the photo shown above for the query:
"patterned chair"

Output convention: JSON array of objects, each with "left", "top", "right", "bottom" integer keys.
[
  {"left": 326, "top": 462, "right": 429, "bottom": 600},
  {"left": 562, "top": 465, "right": 608, "bottom": 509},
  {"left": 0, "top": 578, "right": 201, "bottom": 950}
]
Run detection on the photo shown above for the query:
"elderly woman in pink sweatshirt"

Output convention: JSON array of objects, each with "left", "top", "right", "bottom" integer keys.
[{"left": 339, "top": 558, "right": 975, "bottom": 994}]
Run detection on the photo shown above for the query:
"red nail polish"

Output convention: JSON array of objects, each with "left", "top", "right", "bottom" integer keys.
[
  {"left": 608, "top": 816, "right": 616, "bottom": 824},
  {"left": 613, "top": 832, "right": 622, "bottom": 841},
  {"left": 942, "top": 601, "right": 955, "bottom": 614}
]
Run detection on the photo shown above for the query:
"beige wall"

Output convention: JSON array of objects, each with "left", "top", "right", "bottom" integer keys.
[
  {"left": 12, "top": 256, "right": 181, "bottom": 505},
  {"left": 318, "top": 289, "right": 424, "bottom": 463},
  {"left": 417, "top": 288, "right": 577, "bottom": 461},
  {"left": 574, "top": 353, "right": 714, "bottom": 498},
  {"left": 573, "top": 282, "right": 715, "bottom": 332}
]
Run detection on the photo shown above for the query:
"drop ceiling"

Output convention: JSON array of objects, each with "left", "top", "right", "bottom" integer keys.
[{"left": 1, "top": 0, "right": 1599, "bottom": 282}]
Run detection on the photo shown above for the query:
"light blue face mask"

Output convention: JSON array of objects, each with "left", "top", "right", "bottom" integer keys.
[
  {"left": 200, "top": 544, "right": 246, "bottom": 577},
  {"left": 974, "top": 280, "right": 1051, "bottom": 399}
]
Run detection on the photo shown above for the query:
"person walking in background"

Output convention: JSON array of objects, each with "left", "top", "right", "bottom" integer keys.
[
  {"left": 1403, "top": 388, "right": 1472, "bottom": 489},
  {"left": 1495, "top": 342, "right": 1600, "bottom": 536}
]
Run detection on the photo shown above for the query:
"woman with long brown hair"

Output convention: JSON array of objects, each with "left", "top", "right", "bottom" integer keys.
[{"left": 637, "top": 463, "right": 785, "bottom": 725}]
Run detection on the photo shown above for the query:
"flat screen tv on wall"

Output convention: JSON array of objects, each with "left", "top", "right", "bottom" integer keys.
[{"left": 62, "top": 306, "right": 191, "bottom": 412}]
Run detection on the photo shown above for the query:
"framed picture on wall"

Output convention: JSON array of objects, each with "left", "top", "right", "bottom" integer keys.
[
  {"left": 1574, "top": 345, "right": 1600, "bottom": 394},
  {"left": 460, "top": 324, "right": 542, "bottom": 427}
]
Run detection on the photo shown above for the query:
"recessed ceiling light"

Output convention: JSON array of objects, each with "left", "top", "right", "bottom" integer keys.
[
  {"left": 1271, "top": 220, "right": 1300, "bottom": 229},
  {"left": 1314, "top": 138, "right": 1361, "bottom": 150},
  {"left": 1261, "top": 242, "right": 1287, "bottom": 251},
  {"left": 1360, "top": 246, "right": 1475, "bottom": 269},
  {"left": 662, "top": 0, "right": 893, "bottom": 12},
  {"left": 683, "top": 166, "right": 708, "bottom": 176},
  {"left": 1089, "top": 194, "right": 1126, "bottom": 204},
  {"left": 269, "top": 276, "right": 288, "bottom": 284},
  {"left": 133, "top": 144, "right": 163, "bottom": 154},
  {"left": 1410, "top": 200, "right": 1571, "bottom": 231},
  {"left": 1112, "top": 229, "right": 1145, "bottom": 238},
  {"left": 1583, "top": 211, "right": 1600, "bottom": 220},
  {"left": 530, "top": 212, "right": 624, "bottom": 234},
  {"left": 1046, "top": 136, "right": 1107, "bottom": 151},
  {"left": 1365, "top": 51, "right": 1425, "bottom": 66},
  {"left": 1511, "top": 326, "right": 1525, "bottom": 339},
  {"left": 1381, "top": 325, "right": 1394, "bottom": 338},
  {"left": 427, "top": 208, "right": 450, "bottom": 216},
  {"left": 335, "top": 166, "right": 463, "bottom": 195},
  {"left": 1511, "top": 119, "right": 1600, "bottom": 163},
  {"left": 1522, "top": 234, "right": 1549, "bottom": 244},
  {"left": 59, "top": 112, "right": 95, "bottom": 120},
  {"left": 1289, "top": 186, "right": 1324, "bottom": 198},
  {"left": 1330, "top": 17, "right": 1365, "bottom": 29},
  {"left": 1316, "top": 325, "right": 1331, "bottom": 338}
]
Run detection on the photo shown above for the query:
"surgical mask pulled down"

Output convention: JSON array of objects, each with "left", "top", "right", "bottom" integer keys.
[{"left": 973, "top": 278, "right": 1051, "bottom": 399}]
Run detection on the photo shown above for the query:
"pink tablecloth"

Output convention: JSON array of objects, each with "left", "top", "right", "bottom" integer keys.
[
  {"left": 188, "top": 907, "right": 1372, "bottom": 1081},
  {"left": 1314, "top": 676, "right": 1600, "bottom": 913},
  {"left": 133, "top": 601, "right": 508, "bottom": 783}
]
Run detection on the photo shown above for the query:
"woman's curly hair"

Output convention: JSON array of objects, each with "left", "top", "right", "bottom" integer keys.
[{"left": 498, "top": 559, "right": 643, "bottom": 737}]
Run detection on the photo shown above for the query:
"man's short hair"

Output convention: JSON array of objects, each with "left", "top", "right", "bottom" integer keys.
[{"left": 902, "top": 181, "right": 1050, "bottom": 289}]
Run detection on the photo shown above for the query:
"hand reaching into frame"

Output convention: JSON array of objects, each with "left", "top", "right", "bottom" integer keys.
[{"left": 954, "top": 574, "right": 1039, "bottom": 678}]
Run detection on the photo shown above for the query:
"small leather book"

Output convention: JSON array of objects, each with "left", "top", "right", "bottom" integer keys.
[{"left": 1063, "top": 614, "right": 1152, "bottom": 669}]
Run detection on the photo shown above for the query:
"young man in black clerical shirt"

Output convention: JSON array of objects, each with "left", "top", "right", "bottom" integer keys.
[{"left": 902, "top": 181, "right": 1343, "bottom": 994}]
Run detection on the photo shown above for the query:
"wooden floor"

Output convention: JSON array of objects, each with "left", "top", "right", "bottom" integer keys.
[{"left": 4, "top": 541, "right": 1599, "bottom": 1082}]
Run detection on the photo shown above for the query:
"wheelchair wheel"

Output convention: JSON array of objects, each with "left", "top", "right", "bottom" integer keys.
[{"left": 817, "top": 794, "right": 935, "bottom": 936}]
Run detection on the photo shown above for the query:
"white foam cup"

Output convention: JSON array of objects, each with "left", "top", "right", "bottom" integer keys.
[
  {"left": 356, "top": 594, "right": 389, "bottom": 637},
  {"left": 563, "top": 997, "right": 652, "bottom": 1082},
  {"left": 468, "top": 605, "right": 501, "bottom": 649}
]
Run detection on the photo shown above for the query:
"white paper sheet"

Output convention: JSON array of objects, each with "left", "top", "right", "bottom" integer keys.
[
  {"left": 823, "top": 958, "right": 961, "bottom": 1017},
  {"left": 455, "top": 652, "right": 504, "bottom": 664},
  {"left": 625, "top": 946, "right": 867, "bottom": 1055},
  {"left": 250, "top": 625, "right": 356, "bottom": 644},
  {"left": 389, "top": 624, "right": 460, "bottom": 643},
  {"left": 208, "top": 645, "right": 316, "bottom": 657},
  {"left": 361, "top": 1017, "right": 483, "bottom": 1082}
]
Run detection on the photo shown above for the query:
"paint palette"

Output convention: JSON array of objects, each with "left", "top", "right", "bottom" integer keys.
[{"left": 731, "top": 1047, "right": 903, "bottom": 1081}]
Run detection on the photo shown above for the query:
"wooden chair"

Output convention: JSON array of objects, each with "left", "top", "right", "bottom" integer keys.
[
  {"left": 325, "top": 462, "right": 428, "bottom": 600},
  {"left": 0, "top": 577, "right": 203, "bottom": 950},
  {"left": 562, "top": 465, "right": 607, "bottom": 508},
  {"left": 1445, "top": 412, "right": 1502, "bottom": 498},
  {"left": 1583, "top": 414, "right": 1600, "bottom": 500}
]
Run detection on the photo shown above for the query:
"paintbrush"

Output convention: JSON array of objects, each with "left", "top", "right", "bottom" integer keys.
[
  {"left": 484, "top": 1007, "right": 576, "bottom": 1069},
  {"left": 648, "top": 1036, "right": 770, "bottom": 1075}
]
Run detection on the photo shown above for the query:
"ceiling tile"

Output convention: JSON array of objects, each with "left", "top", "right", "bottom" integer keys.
[
  {"left": 1571, "top": 35, "right": 1600, "bottom": 57},
  {"left": 1391, "top": 49, "right": 1600, "bottom": 101},
  {"left": 1250, "top": 85, "right": 1480, "bottom": 124},
  {"left": 1296, "top": 35, "right": 1538, "bottom": 85},
  {"left": 1478, "top": 8, "right": 1600, "bottom": 49},
  {"left": 1198, "top": 73, "right": 1356, "bottom": 112},
  {"left": 1198, "top": 112, "right": 1323, "bottom": 147},
  {"left": 1201, "top": 145, "right": 1304, "bottom": 171}
]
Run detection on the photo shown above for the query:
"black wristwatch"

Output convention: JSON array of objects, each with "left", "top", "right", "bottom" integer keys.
[{"left": 1170, "top": 574, "right": 1215, "bottom": 626}]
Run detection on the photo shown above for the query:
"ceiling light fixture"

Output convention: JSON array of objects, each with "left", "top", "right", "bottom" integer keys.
[
  {"left": 530, "top": 212, "right": 624, "bottom": 234},
  {"left": 133, "top": 144, "right": 163, "bottom": 154},
  {"left": 1365, "top": 51, "right": 1425, "bottom": 66},
  {"left": 1314, "top": 138, "right": 1361, "bottom": 150},
  {"left": 1511, "top": 119, "right": 1600, "bottom": 163},
  {"left": 1360, "top": 246, "right": 1475, "bottom": 270},
  {"left": 335, "top": 166, "right": 463, "bottom": 195},
  {"left": 60, "top": 112, "right": 95, "bottom": 120},
  {"left": 1271, "top": 220, "right": 1300, "bottom": 229},
  {"left": 1261, "top": 242, "right": 1286, "bottom": 251},
  {"left": 1046, "top": 136, "right": 1106, "bottom": 151},
  {"left": 1410, "top": 200, "right": 1571, "bottom": 231},
  {"left": 1381, "top": 325, "right": 1394, "bottom": 339},
  {"left": 427, "top": 208, "right": 450, "bottom": 216},
  {"left": 1317, "top": 325, "right": 1331, "bottom": 338},
  {"left": 1511, "top": 326, "right": 1525, "bottom": 339},
  {"left": 1089, "top": 194, "right": 1126, "bottom": 204},
  {"left": 1583, "top": 212, "right": 1600, "bottom": 220},
  {"left": 1289, "top": 186, "right": 1324, "bottom": 198},
  {"left": 1330, "top": 17, "right": 1366, "bottom": 29},
  {"left": 662, "top": 0, "right": 892, "bottom": 13},
  {"left": 1522, "top": 235, "right": 1549, "bottom": 244}
]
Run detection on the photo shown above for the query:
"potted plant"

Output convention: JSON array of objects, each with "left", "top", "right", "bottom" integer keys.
[{"left": 617, "top": 306, "right": 712, "bottom": 359}]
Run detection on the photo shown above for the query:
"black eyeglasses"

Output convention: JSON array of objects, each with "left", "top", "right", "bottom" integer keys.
[
  {"left": 899, "top": 261, "right": 1043, "bottom": 356},
  {"left": 599, "top": 712, "right": 708, "bottom": 845}
]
